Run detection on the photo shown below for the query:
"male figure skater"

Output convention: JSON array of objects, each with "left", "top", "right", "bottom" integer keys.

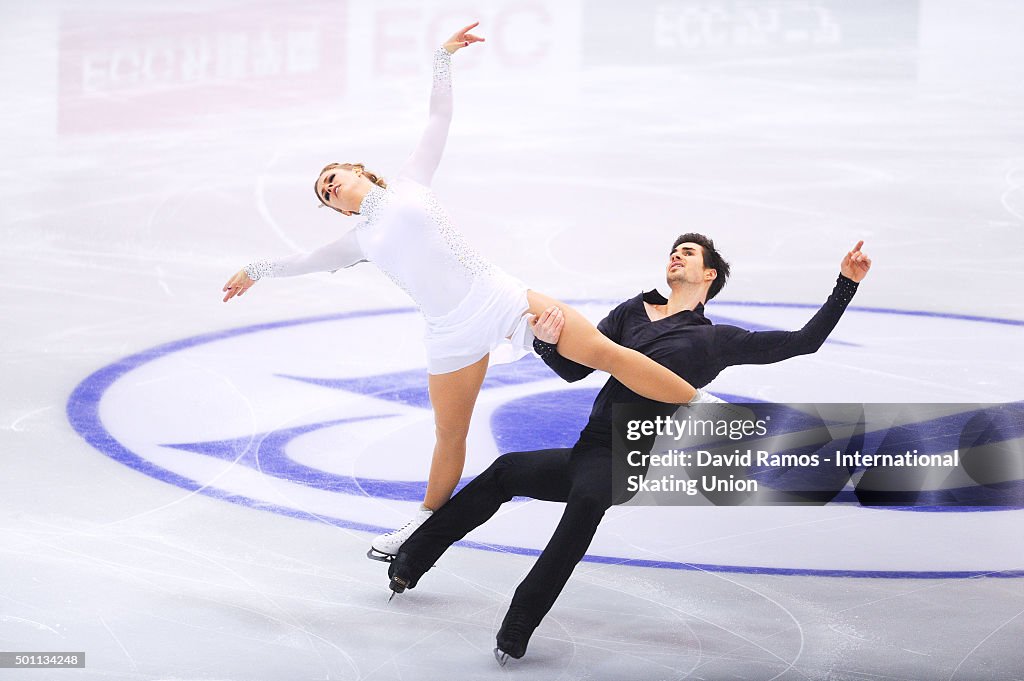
[{"left": 385, "top": 233, "right": 872, "bottom": 664}]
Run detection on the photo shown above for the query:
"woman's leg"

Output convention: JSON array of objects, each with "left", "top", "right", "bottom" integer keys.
[
  {"left": 423, "top": 353, "right": 491, "bottom": 510},
  {"left": 526, "top": 290, "right": 697, "bottom": 403},
  {"left": 370, "top": 355, "right": 491, "bottom": 559}
]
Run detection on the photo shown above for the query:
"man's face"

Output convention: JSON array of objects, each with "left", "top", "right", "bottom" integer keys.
[{"left": 666, "top": 242, "right": 712, "bottom": 287}]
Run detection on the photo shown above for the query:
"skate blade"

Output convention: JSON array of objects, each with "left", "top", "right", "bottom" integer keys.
[
  {"left": 493, "top": 648, "right": 510, "bottom": 667},
  {"left": 366, "top": 548, "right": 396, "bottom": 563}
]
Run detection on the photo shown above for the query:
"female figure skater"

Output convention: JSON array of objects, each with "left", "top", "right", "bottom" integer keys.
[{"left": 222, "top": 23, "right": 716, "bottom": 559}]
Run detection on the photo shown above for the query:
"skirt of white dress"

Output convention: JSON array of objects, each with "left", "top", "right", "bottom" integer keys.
[{"left": 422, "top": 270, "right": 534, "bottom": 375}]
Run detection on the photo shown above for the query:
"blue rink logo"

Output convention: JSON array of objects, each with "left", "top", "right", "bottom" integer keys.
[{"left": 67, "top": 301, "right": 1024, "bottom": 578}]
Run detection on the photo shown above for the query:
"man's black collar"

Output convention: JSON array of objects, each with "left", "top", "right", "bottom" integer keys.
[{"left": 642, "top": 289, "right": 706, "bottom": 318}]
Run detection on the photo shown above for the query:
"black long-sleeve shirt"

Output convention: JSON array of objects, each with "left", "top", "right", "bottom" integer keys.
[{"left": 535, "top": 274, "right": 860, "bottom": 444}]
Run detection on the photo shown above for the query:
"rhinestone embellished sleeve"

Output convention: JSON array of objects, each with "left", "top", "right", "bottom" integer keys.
[
  {"left": 433, "top": 46, "right": 452, "bottom": 91},
  {"left": 533, "top": 337, "right": 559, "bottom": 359},
  {"left": 244, "top": 259, "right": 280, "bottom": 280}
]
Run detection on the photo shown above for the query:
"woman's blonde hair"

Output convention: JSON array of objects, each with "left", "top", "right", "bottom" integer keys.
[{"left": 315, "top": 162, "right": 387, "bottom": 213}]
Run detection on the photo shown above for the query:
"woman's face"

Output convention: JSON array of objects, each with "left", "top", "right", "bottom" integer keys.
[{"left": 316, "top": 167, "right": 363, "bottom": 214}]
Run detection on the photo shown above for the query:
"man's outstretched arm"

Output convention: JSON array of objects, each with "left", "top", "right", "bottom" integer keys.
[{"left": 713, "top": 241, "right": 872, "bottom": 366}]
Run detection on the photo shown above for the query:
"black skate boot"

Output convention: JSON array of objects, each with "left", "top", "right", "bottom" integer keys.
[
  {"left": 493, "top": 605, "right": 537, "bottom": 665},
  {"left": 387, "top": 551, "right": 429, "bottom": 600}
]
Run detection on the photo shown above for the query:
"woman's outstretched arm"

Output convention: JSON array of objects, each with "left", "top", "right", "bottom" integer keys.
[
  {"left": 398, "top": 22, "right": 484, "bottom": 186},
  {"left": 222, "top": 229, "right": 366, "bottom": 302}
]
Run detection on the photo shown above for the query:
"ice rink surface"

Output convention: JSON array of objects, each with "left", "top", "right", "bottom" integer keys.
[{"left": 3, "top": 0, "right": 1024, "bottom": 679}]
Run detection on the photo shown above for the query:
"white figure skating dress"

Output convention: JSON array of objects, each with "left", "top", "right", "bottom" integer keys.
[{"left": 245, "top": 48, "right": 532, "bottom": 374}]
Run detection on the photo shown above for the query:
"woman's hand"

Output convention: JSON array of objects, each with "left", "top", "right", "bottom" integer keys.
[
  {"left": 222, "top": 269, "right": 255, "bottom": 302},
  {"left": 530, "top": 306, "right": 564, "bottom": 344},
  {"left": 444, "top": 22, "right": 485, "bottom": 54}
]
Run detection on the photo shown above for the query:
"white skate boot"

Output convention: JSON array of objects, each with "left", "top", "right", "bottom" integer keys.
[
  {"left": 688, "top": 387, "right": 726, "bottom": 404},
  {"left": 686, "top": 387, "right": 758, "bottom": 423},
  {"left": 367, "top": 506, "right": 433, "bottom": 562}
]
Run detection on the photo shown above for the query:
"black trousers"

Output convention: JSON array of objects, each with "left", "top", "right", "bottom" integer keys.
[{"left": 401, "top": 437, "right": 630, "bottom": 626}]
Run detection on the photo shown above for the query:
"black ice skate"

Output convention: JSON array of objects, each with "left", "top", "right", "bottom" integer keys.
[
  {"left": 386, "top": 551, "right": 428, "bottom": 601},
  {"left": 494, "top": 605, "right": 536, "bottom": 665}
]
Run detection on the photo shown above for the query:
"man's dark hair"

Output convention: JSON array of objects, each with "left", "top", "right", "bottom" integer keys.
[{"left": 672, "top": 232, "right": 731, "bottom": 301}]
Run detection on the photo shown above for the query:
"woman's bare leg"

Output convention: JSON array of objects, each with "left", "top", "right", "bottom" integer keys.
[
  {"left": 526, "top": 290, "right": 697, "bottom": 403},
  {"left": 423, "top": 353, "right": 491, "bottom": 510}
]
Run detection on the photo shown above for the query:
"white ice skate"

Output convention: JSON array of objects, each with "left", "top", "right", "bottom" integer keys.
[
  {"left": 688, "top": 387, "right": 726, "bottom": 404},
  {"left": 366, "top": 507, "right": 433, "bottom": 562},
  {"left": 686, "top": 387, "right": 760, "bottom": 423}
]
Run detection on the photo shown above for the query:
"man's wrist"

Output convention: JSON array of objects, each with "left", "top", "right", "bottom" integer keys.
[{"left": 533, "top": 337, "right": 558, "bottom": 359}]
